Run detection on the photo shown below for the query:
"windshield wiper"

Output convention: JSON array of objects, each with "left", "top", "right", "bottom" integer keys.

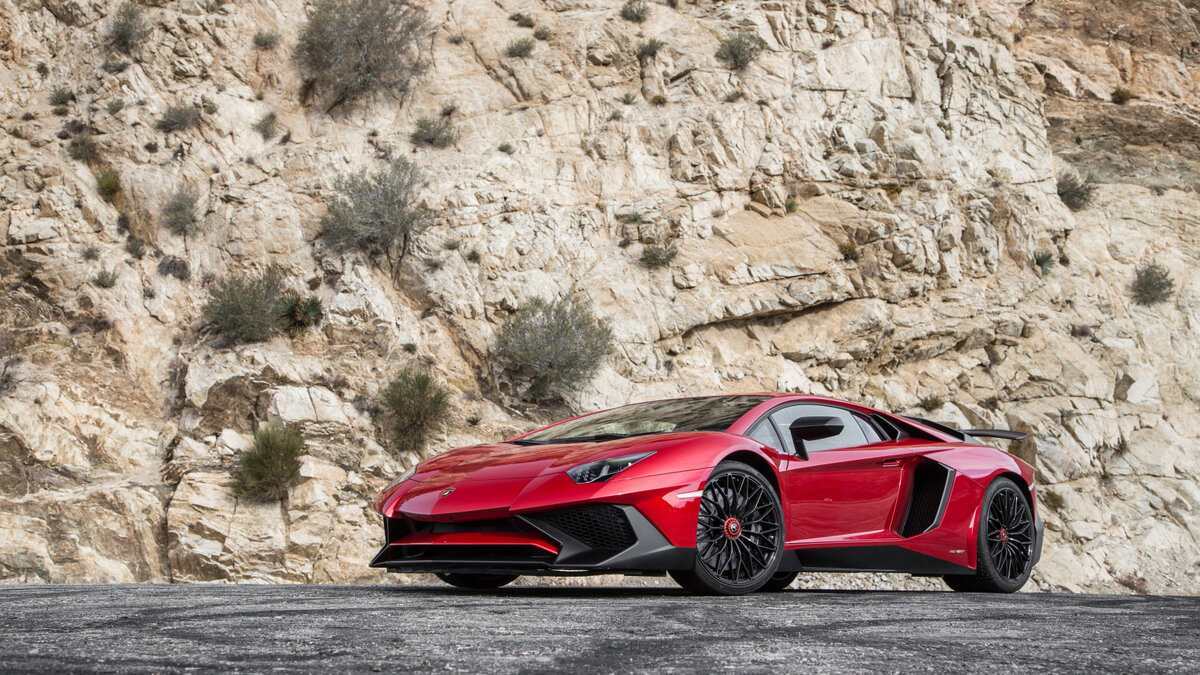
[{"left": 508, "top": 431, "right": 668, "bottom": 446}]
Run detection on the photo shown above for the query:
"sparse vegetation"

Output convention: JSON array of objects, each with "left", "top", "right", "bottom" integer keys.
[
  {"left": 640, "top": 241, "right": 678, "bottom": 268},
  {"left": 253, "top": 112, "right": 278, "bottom": 140},
  {"left": 918, "top": 395, "right": 943, "bottom": 411},
  {"left": 1034, "top": 250, "right": 1056, "bottom": 273},
  {"left": 785, "top": 197, "right": 798, "bottom": 213},
  {"left": 155, "top": 106, "right": 200, "bottom": 133},
  {"left": 716, "top": 32, "right": 765, "bottom": 70},
  {"left": 448, "top": 33, "right": 465, "bottom": 45},
  {"left": 381, "top": 365, "right": 452, "bottom": 453},
  {"left": 514, "top": 13, "right": 535, "bottom": 28},
  {"left": 638, "top": 39, "right": 665, "bottom": 59},
  {"left": 839, "top": 241, "right": 859, "bottom": 261},
  {"left": 48, "top": 87, "right": 74, "bottom": 106},
  {"left": 67, "top": 134, "right": 100, "bottom": 163},
  {"left": 253, "top": 29, "right": 281, "bottom": 50},
  {"left": 650, "top": 94, "right": 667, "bottom": 106},
  {"left": 108, "top": 2, "right": 151, "bottom": 55},
  {"left": 278, "top": 293, "right": 324, "bottom": 335},
  {"left": 506, "top": 38, "right": 535, "bottom": 58},
  {"left": 619, "top": 212, "right": 644, "bottom": 224},
  {"left": 440, "top": 103, "right": 457, "bottom": 117},
  {"left": 1041, "top": 489, "right": 1065, "bottom": 510},
  {"left": 96, "top": 167, "right": 121, "bottom": 201},
  {"left": 321, "top": 158, "right": 434, "bottom": 262},
  {"left": 443, "top": 239, "right": 461, "bottom": 251},
  {"left": 620, "top": 1, "right": 651, "bottom": 23},
  {"left": 201, "top": 270, "right": 286, "bottom": 344},
  {"left": 1116, "top": 574, "right": 1150, "bottom": 594},
  {"left": 466, "top": 249, "right": 481, "bottom": 263},
  {"left": 410, "top": 116, "right": 456, "bottom": 148},
  {"left": 295, "top": 0, "right": 430, "bottom": 109},
  {"left": 82, "top": 246, "right": 99, "bottom": 261},
  {"left": 620, "top": 92, "right": 638, "bottom": 105},
  {"left": 724, "top": 90, "right": 744, "bottom": 103},
  {"left": 124, "top": 237, "right": 146, "bottom": 259},
  {"left": 51, "top": 106, "right": 68, "bottom": 117},
  {"left": 1131, "top": 261, "right": 1175, "bottom": 305},
  {"left": 467, "top": 415, "right": 481, "bottom": 426},
  {"left": 1057, "top": 172, "right": 1096, "bottom": 211},
  {"left": 161, "top": 187, "right": 199, "bottom": 236},
  {"left": 1111, "top": 87, "right": 1133, "bottom": 104},
  {"left": 495, "top": 296, "right": 613, "bottom": 401},
  {"left": 107, "top": 99, "right": 125, "bottom": 115},
  {"left": 498, "top": 142, "right": 515, "bottom": 155},
  {"left": 232, "top": 425, "right": 305, "bottom": 501},
  {"left": 92, "top": 269, "right": 118, "bottom": 288},
  {"left": 534, "top": 26, "right": 551, "bottom": 41},
  {"left": 608, "top": 110, "right": 624, "bottom": 121},
  {"left": 157, "top": 255, "right": 190, "bottom": 281}
]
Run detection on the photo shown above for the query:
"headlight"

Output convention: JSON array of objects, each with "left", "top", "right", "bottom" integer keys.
[
  {"left": 567, "top": 452, "right": 655, "bottom": 484},
  {"left": 383, "top": 465, "right": 417, "bottom": 492}
]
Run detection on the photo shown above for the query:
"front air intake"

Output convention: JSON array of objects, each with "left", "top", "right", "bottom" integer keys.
[
  {"left": 527, "top": 505, "right": 637, "bottom": 551},
  {"left": 900, "top": 460, "right": 953, "bottom": 537}
]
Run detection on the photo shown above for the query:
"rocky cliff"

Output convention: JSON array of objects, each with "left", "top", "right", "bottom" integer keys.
[{"left": 0, "top": 0, "right": 1197, "bottom": 592}]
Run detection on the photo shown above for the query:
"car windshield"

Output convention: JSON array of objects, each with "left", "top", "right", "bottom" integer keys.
[{"left": 516, "top": 396, "right": 771, "bottom": 443}]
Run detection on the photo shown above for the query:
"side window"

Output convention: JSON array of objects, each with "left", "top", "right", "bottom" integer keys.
[
  {"left": 768, "top": 404, "right": 870, "bottom": 454},
  {"left": 746, "top": 420, "right": 785, "bottom": 452}
]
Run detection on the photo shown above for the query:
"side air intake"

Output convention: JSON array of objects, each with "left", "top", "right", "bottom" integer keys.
[{"left": 900, "top": 460, "right": 953, "bottom": 538}]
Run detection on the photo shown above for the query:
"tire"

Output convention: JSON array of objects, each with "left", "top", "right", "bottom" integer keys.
[
  {"left": 671, "top": 461, "right": 784, "bottom": 595},
  {"left": 758, "top": 571, "right": 799, "bottom": 593},
  {"left": 435, "top": 572, "right": 519, "bottom": 590},
  {"left": 943, "top": 477, "right": 1035, "bottom": 593}
]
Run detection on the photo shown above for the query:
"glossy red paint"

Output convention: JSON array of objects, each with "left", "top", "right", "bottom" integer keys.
[{"left": 371, "top": 393, "right": 1040, "bottom": 579}]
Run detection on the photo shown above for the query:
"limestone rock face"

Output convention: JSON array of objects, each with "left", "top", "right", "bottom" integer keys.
[{"left": 0, "top": 0, "right": 1198, "bottom": 593}]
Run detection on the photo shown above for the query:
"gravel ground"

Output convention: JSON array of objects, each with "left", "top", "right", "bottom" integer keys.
[{"left": 0, "top": 584, "right": 1197, "bottom": 673}]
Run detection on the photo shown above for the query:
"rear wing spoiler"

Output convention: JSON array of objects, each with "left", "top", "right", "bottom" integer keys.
[{"left": 902, "top": 416, "right": 1028, "bottom": 443}]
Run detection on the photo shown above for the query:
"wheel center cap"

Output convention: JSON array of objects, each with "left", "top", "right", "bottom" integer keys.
[
  {"left": 999, "top": 527, "right": 1008, "bottom": 543},
  {"left": 723, "top": 517, "right": 742, "bottom": 539}
]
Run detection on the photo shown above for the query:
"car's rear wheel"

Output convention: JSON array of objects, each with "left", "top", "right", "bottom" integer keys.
[
  {"left": 435, "top": 572, "right": 519, "bottom": 590},
  {"left": 670, "top": 461, "right": 783, "bottom": 595},
  {"left": 943, "top": 477, "right": 1034, "bottom": 593}
]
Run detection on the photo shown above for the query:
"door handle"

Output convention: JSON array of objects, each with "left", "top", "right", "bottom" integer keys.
[{"left": 881, "top": 459, "right": 903, "bottom": 467}]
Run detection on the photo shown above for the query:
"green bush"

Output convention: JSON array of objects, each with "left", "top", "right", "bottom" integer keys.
[
  {"left": 498, "top": 142, "right": 515, "bottom": 155},
  {"left": 48, "top": 87, "right": 74, "bottom": 106},
  {"left": 1057, "top": 172, "right": 1095, "bottom": 211},
  {"left": 232, "top": 425, "right": 305, "bottom": 501},
  {"left": 107, "top": 99, "right": 125, "bottom": 115},
  {"left": 109, "top": 2, "right": 151, "bottom": 55},
  {"left": 51, "top": 106, "right": 68, "bottom": 117},
  {"left": 92, "top": 269, "right": 117, "bottom": 288},
  {"left": 650, "top": 94, "right": 667, "bottom": 106},
  {"left": 724, "top": 90, "right": 744, "bottom": 103},
  {"left": 641, "top": 241, "right": 677, "bottom": 267},
  {"left": 620, "top": 92, "right": 637, "bottom": 105},
  {"left": 253, "top": 29, "right": 280, "bottom": 50},
  {"left": 278, "top": 293, "right": 324, "bottom": 335},
  {"left": 1111, "top": 87, "right": 1133, "bottom": 104},
  {"left": 201, "top": 270, "right": 286, "bottom": 344},
  {"left": 785, "top": 197, "right": 798, "bottom": 213},
  {"left": 67, "top": 134, "right": 101, "bottom": 164},
  {"left": 620, "top": 1, "right": 651, "bottom": 23},
  {"left": 161, "top": 187, "right": 199, "bottom": 236},
  {"left": 1041, "top": 489, "right": 1064, "bottom": 511},
  {"left": 534, "top": 26, "right": 551, "bottom": 41},
  {"left": 1034, "top": 250, "right": 1055, "bottom": 273},
  {"left": 466, "top": 249, "right": 481, "bottom": 263},
  {"left": 157, "top": 255, "right": 190, "bottom": 281},
  {"left": 514, "top": 13, "right": 535, "bottom": 28},
  {"left": 918, "top": 395, "right": 943, "bottom": 411},
  {"left": 839, "top": 241, "right": 859, "bottom": 261},
  {"left": 495, "top": 296, "right": 613, "bottom": 401},
  {"left": 82, "top": 245, "right": 99, "bottom": 261},
  {"left": 1131, "top": 261, "right": 1174, "bottom": 305},
  {"left": 155, "top": 106, "right": 200, "bottom": 133},
  {"left": 506, "top": 38, "right": 535, "bottom": 58},
  {"left": 321, "top": 158, "right": 434, "bottom": 260},
  {"left": 253, "top": 112, "right": 278, "bottom": 140},
  {"left": 124, "top": 237, "right": 146, "bottom": 259},
  {"left": 96, "top": 167, "right": 121, "bottom": 201},
  {"left": 295, "top": 0, "right": 430, "bottom": 108},
  {"left": 637, "top": 39, "right": 665, "bottom": 59},
  {"left": 381, "top": 365, "right": 452, "bottom": 453},
  {"left": 716, "top": 32, "right": 765, "bottom": 70},
  {"left": 410, "top": 116, "right": 456, "bottom": 147}
]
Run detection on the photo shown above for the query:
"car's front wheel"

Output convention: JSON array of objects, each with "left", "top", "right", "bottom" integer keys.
[
  {"left": 435, "top": 572, "right": 519, "bottom": 590},
  {"left": 943, "top": 476, "right": 1035, "bottom": 593},
  {"left": 670, "top": 461, "right": 784, "bottom": 595}
]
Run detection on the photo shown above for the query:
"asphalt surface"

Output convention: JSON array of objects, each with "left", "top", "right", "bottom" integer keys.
[{"left": 0, "top": 584, "right": 1197, "bottom": 673}]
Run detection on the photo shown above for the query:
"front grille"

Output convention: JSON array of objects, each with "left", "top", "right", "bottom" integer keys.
[
  {"left": 529, "top": 505, "right": 637, "bottom": 551},
  {"left": 388, "top": 544, "right": 555, "bottom": 565}
]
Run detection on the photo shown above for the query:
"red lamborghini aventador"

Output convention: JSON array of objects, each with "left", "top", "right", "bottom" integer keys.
[{"left": 371, "top": 394, "right": 1042, "bottom": 595}]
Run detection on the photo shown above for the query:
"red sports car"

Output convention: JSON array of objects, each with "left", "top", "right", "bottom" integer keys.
[{"left": 371, "top": 394, "right": 1042, "bottom": 595}]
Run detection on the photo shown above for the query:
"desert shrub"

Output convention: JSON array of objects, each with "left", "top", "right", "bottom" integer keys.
[
  {"left": 124, "top": 237, "right": 146, "bottom": 259},
  {"left": 109, "top": 2, "right": 151, "bottom": 55},
  {"left": 1057, "top": 172, "right": 1095, "bottom": 211},
  {"left": 619, "top": 212, "right": 643, "bottom": 224},
  {"left": 253, "top": 112, "right": 278, "bottom": 140},
  {"left": 82, "top": 246, "right": 99, "bottom": 261},
  {"left": 918, "top": 395, "right": 943, "bottom": 411},
  {"left": 278, "top": 293, "right": 324, "bottom": 335},
  {"left": 466, "top": 249, "right": 481, "bottom": 263},
  {"left": 716, "top": 32, "right": 765, "bottom": 70},
  {"left": 1131, "top": 261, "right": 1174, "bottom": 305},
  {"left": 443, "top": 239, "right": 461, "bottom": 250},
  {"left": 498, "top": 142, "right": 515, "bottom": 155},
  {"left": 608, "top": 110, "right": 624, "bottom": 121},
  {"left": 21, "top": 112, "right": 35, "bottom": 121},
  {"left": 650, "top": 94, "right": 667, "bottom": 105},
  {"left": 1041, "top": 489, "right": 1064, "bottom": 510},
  {"left": 232, "top": 425, "right": 305, "bottom": 501},
  {"left": 506, "top": 38, "right": 535, "bottom": 58},
  {"left": 724, "top": 90, "right": 744, "bottom": 103},
  {"left": 295, "top": 0, "right": 430, "bottom": 108},
  {"left": 51, "top": 106, "right": 68, "bottom": 116},
  {"left": 1034, "top": 250, "right": 1056, "bottom": 273},
  {"left": 410, "top": 116, "right": 456, "bottom": 147},
  {"left": 96, "top": 167, "right": 121, "bottom": 201},
  {"left": 253, "top": 29, "right": 280, "bottom": 50},
  {"left": 711, "top": 207, "right": 726, "bottom": 218},
  {"left": 785, "top": 197, "right": 798, "bottom": 213},
  {"left": 620, "top": 92, "right": 637, "bottom": 105},
  {"left": 155, "top": 106, "right": 200, "bottom": 133},
  {"left": 157, "top": 255, "right": 190, "bottom": 281},
  {"left": 161, "top": 187, "right": 199, "bottom": 236},
  {"left": 620, "top": 1, "right": 651, "bottom": 23},
  {"left": 514, "top": 13, "right": 535, "bottom": 28},
  {"left": 641, "top": 241, "right": 677, "bottom": 267},
  {"left": 1111, "top": 87, "right": 1133, "bottom": 104},
  {"left": 467, "top": 415, "right": 481, "bottom": 426},
  {"left": 67, "top": 134, "right": 101, "bottom": 163},
  {"left": 201, "top": 270, "right": 285, "bottom": 343},
  {"left": 48, "top": 87, "right": 74, "bottom": 106},
  {"left": 638, "top": 38, "right": 665, "bottom": 59},
  {"left": 839, "top": 241, "right": 859, "bottom": 261},
  {"left": 92, "top": 269, "right": 118, "bottom": 288},
  {"left": 107, "top": 99, "right": 125, "bottom": 115},
  {"left": 381, "top": 365, "right": 452, "bottom": 453},
  {"left": 321, "top": 158, "right": 433, "bottom": 260},
  {"left": 448, "top": 33, "right": 465, "bottom": 45},
  {"left": 440, "top": 103, "right": 457, "bottom": 117},
  {"left": 534, "top": 26, "right": 551, "bottom": 40},
  {"left": 495, "top": 296, "right": 613, "bottom": 401}
]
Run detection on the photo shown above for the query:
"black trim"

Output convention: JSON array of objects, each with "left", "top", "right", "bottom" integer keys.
[
  {"left": 899, "top": 460, "right": 954, "bottom": 537},
  {"left": 782, "top": 545, "right": 974, "bottom": 575},
  {"left": 964, "top": 428, "right": 1029, "bottom": 441}
]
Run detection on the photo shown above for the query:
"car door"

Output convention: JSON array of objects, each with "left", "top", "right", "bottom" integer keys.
[{"left": 766, "top": 404, "right": 914, "bottom": 543}]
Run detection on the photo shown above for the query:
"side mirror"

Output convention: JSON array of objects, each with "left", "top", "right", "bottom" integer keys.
[{"left": 788, "top": 416, "right": 844, "bottom": 460}]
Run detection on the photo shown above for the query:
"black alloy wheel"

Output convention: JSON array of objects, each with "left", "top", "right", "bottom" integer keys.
[
  {"left": 944, "top": 477, "right": 1035, "bottom": 593},
  {"left": 670, "top": 461, "right": 783, "bottom": 595}
]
